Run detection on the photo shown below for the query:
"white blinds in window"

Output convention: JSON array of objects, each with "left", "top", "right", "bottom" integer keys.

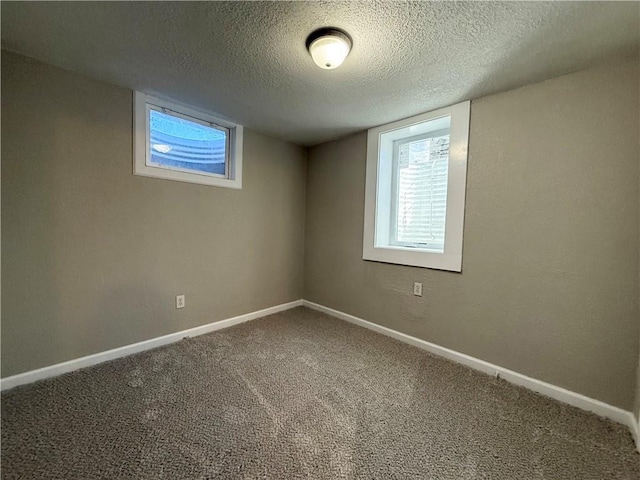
[{"left": 394, "top": 134, "right": 450, "bottom": 252}]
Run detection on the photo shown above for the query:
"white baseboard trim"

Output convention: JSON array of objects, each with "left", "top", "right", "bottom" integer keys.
[
  {"left": 1, "top": 299, "right": 304, "bottom": 392},
  {"left": 303, "top": 300, "right": 638, "bottom": 448},
  {"left": 632, "top": 415, "right": 640, "bottom": 453},
  {"left": 3, "top": 298, "right": 638, "bottom": 452}
]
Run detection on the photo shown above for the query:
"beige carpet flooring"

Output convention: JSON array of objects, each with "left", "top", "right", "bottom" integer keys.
[{"left": 2, "top": 307, "right": 638, "bottom": 479}]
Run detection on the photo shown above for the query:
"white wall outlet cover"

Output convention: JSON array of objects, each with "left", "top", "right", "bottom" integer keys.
[
  {"left": 176, "top": 295, "right": 185, "bottom": 309},
  {"left": 413, "top": 282, "right": 423, "bottom": 297}
]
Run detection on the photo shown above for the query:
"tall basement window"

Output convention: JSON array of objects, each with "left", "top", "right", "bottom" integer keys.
[
  {"left": 363, "top": 101, "right": 470, "bottom": 272},
  {"left": 134, "top": 92, "right": 243, "bottom": 188}
]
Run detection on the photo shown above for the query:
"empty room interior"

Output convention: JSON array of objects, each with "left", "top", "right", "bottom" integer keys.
[{"left": 1, "top": 1, "right": 640, "bottom": 478}]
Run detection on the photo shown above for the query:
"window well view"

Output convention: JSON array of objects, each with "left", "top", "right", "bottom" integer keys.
[{"left": 148, "top": 109, "right": 229, "bottom": 177}]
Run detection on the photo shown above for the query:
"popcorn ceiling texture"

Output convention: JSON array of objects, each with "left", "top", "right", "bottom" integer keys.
[
  {"left": 2, "top": 308, "right": 638, "bottom": 479},
  {"left": 1, "top": 1, "right": 638, "bottom": 145}
]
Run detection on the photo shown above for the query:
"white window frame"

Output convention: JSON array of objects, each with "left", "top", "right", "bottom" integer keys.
[
  {"left": 134, "top": 92, "right": 243, "bottom": 189},
  {"left": 363, "top": 101, "right": 470, "bottom": 272}
]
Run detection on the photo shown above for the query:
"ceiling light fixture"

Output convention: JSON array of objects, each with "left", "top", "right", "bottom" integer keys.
[{"left": 306, "top": 28, "right": 352, "bottom": 70}]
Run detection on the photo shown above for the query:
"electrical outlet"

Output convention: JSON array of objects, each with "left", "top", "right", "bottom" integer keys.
[
  {"left": 413, "top": 282, "right": 423, "bottom": 297},
  {"left": 176, "top": 295, "right": 185, "bottom": 309}
]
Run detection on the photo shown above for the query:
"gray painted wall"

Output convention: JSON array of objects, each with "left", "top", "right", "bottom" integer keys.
[
  {"left": 636, "top": 148, "right": 640, "bottom": 427},
  {"left": 304, "top": 58, "right": 640, "bottom": 410},
  {"left": 3, "top": 49, "right": 639, "bottom": 415},
  {"left": 1, "top": 51, "right": 307, "bottom": 377}
]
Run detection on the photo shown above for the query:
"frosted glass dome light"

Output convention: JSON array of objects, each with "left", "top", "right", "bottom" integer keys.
[{"left": 306, "top": 28, "right": 352, "bottom": 70}]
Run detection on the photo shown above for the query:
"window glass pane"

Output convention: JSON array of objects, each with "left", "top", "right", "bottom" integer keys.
[
  {"left": 394, "top": 132, "right": 449, "bottom": 252},
  {"left": 364, "top": 102, "right": 468, "bottom": 271},
  {"left": 148, "top": 109, "right": 228, "bottom": 176}
]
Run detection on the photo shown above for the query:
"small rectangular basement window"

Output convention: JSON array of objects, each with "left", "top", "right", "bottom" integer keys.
[
  {"left": 134, "top": 92, "right": 243, "bottom": 188},
  {"left": 363, "top": 101, "right": 470, "bottom": 272}
]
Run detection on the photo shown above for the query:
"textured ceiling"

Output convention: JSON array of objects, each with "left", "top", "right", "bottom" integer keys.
[{"left": 2, "top": 1, "right": 638, "bottom": 146}]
